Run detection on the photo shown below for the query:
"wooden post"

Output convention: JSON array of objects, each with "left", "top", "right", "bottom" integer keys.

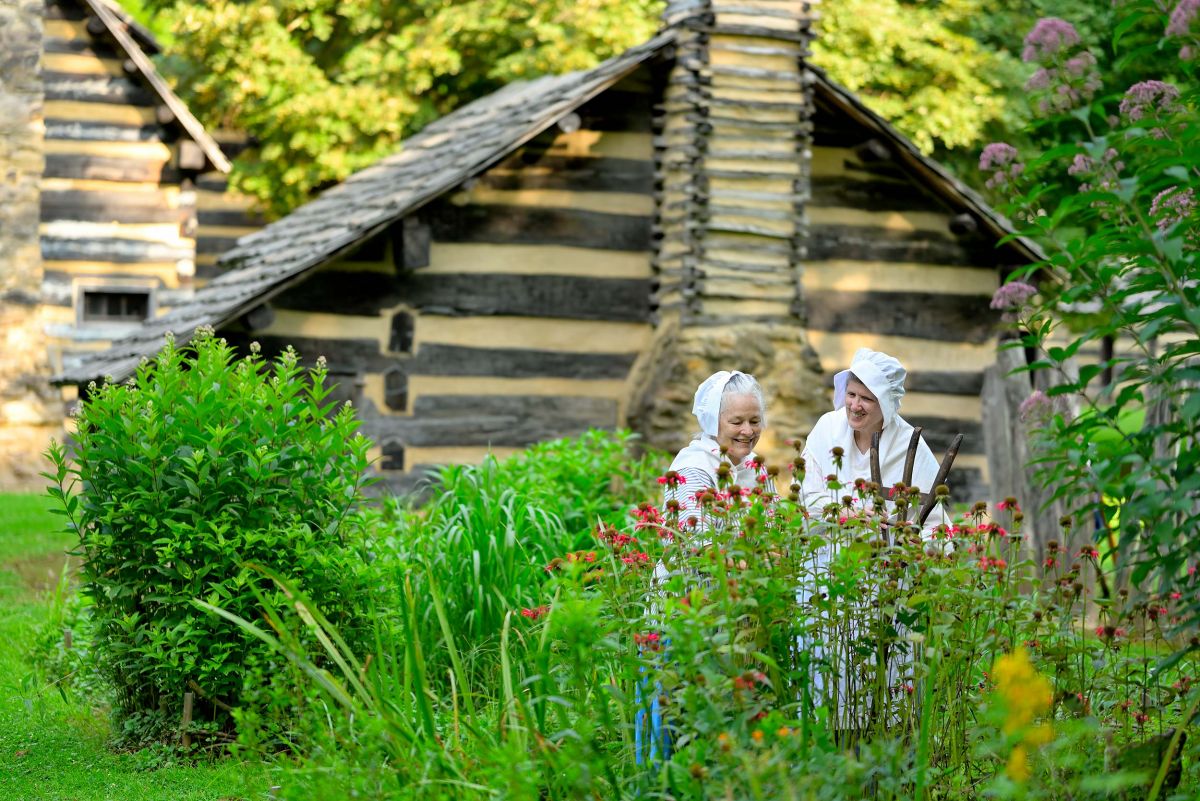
[
  {"left": 982, "top": 347, "right": 1081, "bottom": 564},
  {"left": 63, "top": 628, "right": 72, "bottom": 650},
  {"left": 181, "top": 691, "right": 194, "bottom": 748}
]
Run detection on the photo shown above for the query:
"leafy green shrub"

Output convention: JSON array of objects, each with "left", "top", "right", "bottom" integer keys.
[{"left": 45, "top": 329, "right": 374, "bottom": 735}]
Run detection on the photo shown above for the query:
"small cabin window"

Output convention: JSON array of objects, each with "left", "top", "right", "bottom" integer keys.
[{"left": 80, "top": 288, "right": 152, "bottom": 323}]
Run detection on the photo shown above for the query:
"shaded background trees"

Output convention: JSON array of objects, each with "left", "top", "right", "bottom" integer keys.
[{"left": 122, "top": 0, "right": 1114, "bottom": 217}]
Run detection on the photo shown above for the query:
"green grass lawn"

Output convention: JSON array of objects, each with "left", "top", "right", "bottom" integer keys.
[{"left": 0, "top": 493, "right": 269, "bottom": 801}]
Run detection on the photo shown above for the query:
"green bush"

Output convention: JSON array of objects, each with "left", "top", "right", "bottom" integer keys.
[{"left": 45, "top": 329, "right": 374, "bottom": 735}]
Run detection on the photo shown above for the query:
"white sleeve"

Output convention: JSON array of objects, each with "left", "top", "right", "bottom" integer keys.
[
  {"left": 665, "top": 466, "right": 716, "bottom": 525},
  {"left": 800, "top": 447, "right": 836, "bottom": 514}
]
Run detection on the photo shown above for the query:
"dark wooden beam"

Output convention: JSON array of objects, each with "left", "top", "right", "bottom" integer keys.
[
  {"left": 809, "top": 176, "right": 947, "bottom": 214},
  {"left": 481, "top": 156, "right": 656, "bottom": 193},
  {"left": 221, "top": 333, "right": 397, "bottom": 373},
  {"left": 195, "top": 208, "right": 267, "bottom": 227},
  {"left": 41, "top": 191, "right": 184, "bottom": 225},
  {"left": 804, "top": 289, "right": 999, "bottom": 344},
  {"left": 360, "top": 394, "right": 619, "bottom": 447},
  {"left": 43, "top": 71, "right": 156, "bottom": 106},
  {"left": 44, "top": 120, "right": 161, "bottom": 144},
  {"left": 410, "top": 344, "right": 636, "bottom": 379},
  {"left": 388, "top": 311, "right": 414, "bottom": 353},
  {"left": 902, "top": 371, "right": 985, "bottom": 396},
  {"left": 427, "top": 202, "right": 653, "bottom": 252},
  {"left": 41, "top": 236, "right": 190, "bottom": 263},
  {"left": 392, "top": 216, "right": 431, "bottom": 271},
  {"left": 383, "top": 367, "right": 407, "bottom": 411},
  {"left": 44, "top": 153, "right": 174, "bottom": 183},
  {"left": 806, "top": 225, "right": 1001, "bottom": 267},
  {"left": 272, "top": 269, "right": 652, "bottom": 322},
  {"left": 899, "top": 417, "right": 984, "bottom": 456}
]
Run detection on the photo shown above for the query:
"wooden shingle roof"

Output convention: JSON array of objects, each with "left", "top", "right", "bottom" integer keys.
[{"left": 56, "top": 31, "right": 676, "bottom": 383}]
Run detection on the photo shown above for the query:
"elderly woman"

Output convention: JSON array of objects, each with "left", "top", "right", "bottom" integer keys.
[
  {"left": 662, "top": 369, "right": 769, "bottom": 525},
  {"left": 801, "top": 348, "right": 947, "bottom": 528},
  {"left": 637, "top": 369, "right": 770, "bottom": 766}
]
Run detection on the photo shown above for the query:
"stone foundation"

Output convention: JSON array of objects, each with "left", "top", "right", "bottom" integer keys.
[
  {"left": 628, "top": 322, "right": 829, "bottom": 465},
  {"left": 0, "top": 0, "right": 56, "bottom": 491}
]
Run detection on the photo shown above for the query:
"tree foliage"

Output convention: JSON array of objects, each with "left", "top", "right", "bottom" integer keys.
[
  {"left": 130, "top": 0, "right": 1113, "bottom": 215},
  {"left": 142, "top": 0, "right": 663, "bottom": 215}
]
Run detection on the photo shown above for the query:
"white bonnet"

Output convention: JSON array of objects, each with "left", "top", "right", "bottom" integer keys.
[
  {"left": 692, "top": 370, "right": 764, "bottom": 437},
  {"left": 832, "top": 348, "right": 907, "bottom": 427}
]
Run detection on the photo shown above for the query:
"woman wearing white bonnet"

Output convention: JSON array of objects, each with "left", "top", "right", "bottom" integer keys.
[
  {"left": 636, "top": 370, "right": 770, "bottom": 766},
  {"left": 796, "top": 348, "right": 945, "bottom": 735},
  {"left": 664, "top": 369, "right": 770, "bottom": 527},
  {"left": 800, "top": 347, "right": 947, "bottom": 528}
]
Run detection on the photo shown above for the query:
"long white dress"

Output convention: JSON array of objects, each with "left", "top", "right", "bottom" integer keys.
[{"left": 796, "top": 409, "right": 948, "bottom": 729}]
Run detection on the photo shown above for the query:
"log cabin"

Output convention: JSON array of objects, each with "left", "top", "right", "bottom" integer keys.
[
  {"left": 57, "top": 0, "right": 1045, "bottom": 501},
  {"left": 0, "top": 0, "right": 262, "bottom": 487}
]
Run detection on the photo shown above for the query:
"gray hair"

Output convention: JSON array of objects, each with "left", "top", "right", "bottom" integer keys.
[{"left": 721, "top": 372, "right": 767, "bottom": 429}]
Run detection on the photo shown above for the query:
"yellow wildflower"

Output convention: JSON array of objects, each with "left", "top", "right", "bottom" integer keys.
[
  {"left": 1006, "top": 744, "right": 1031, "bottom": 782},
  {"left": 992, "top": 648, "right": 1054, "bottom": 782}
]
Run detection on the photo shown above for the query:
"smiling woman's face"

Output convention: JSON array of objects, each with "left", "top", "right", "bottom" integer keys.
[
  {"left": 844, "top": 376, "right": 884, "bottom": 435},
  {"left": 716, "top": 393, "right": 763, "bottom": 464}
]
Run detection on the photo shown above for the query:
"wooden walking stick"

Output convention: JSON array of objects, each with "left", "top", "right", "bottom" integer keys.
[
  {"left": 895, "top": 427, "right": 923, "bottom": 524},
  {"left": 869, "top": 431, "right": 883, "bottom": 487},
  {"left": 916, "top": 434, "right": 964, "bottom": 527},
  {"left": 901, "top": 427, "right": 923, "bottom": 489}
]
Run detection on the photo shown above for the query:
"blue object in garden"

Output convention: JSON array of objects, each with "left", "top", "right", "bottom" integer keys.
[{"left": 634, "top": 675, "right": 670, "bottom": 765}]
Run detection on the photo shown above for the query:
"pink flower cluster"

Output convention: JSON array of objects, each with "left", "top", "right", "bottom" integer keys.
[
  {"left": 1021, "top": 18, "right": 1102, "bottom": 114},
  {"left": 1068, "top": 147, "right": 1124, "bottom": 194},
  {"left": 1022, "top": 18, "right": 1081, "bottom": 61},
  {"left": 1119, "top": 80, "right": 1181, "bottom": 122},
  {"left": 1166, "top": 0, "right": 1200, "bottom": 58},
  {"left": 1150, "top": 185, "right": 1196, "bottom": 232},
  {"left": 1167, "top": 0, "right": 1199, "bottom": 37},
  {"left": 979, "top": 143, "right": 1024, "bottom": 190},
  {"left": 989, "top": 281, "right": 1037, "bottom": 311},
  {"left": 1019, "top": 389, "right": 1054, "bottom": 422}
]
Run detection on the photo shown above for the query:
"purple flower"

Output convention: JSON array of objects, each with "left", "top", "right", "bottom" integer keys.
[
  {"left": 1019, "top": 390, "right": 1054, "bottom": 422},
  {"left": 980, "top": 144, "right": 1025, "bottom": 190},
  {"left": 1064, "top": 51, "right": 1098, "bottom": 77},
  {"left": 1023, "top": 18, "right": 1082, "bottom": 62},
  {"left": 990, "top": 281, "right": 1038, "bottom": 311},
  {"left": 1150, "top": 186, "right": 1196, "bottom": 232},
  {"left": 1166, "top": 0, "right": 1200, "bottom": 36},
  {"left": 980, "top": 143, "right": 1019, "bottom": 170},
  {"left": 1119, "top": 80, "right": 1181, "bottom": 121},
  {"left": 1026, "top": 68, "right": 1052, "bottom": 91},
  {"left": 1067, "top": 154, "right": 1093, "bottom": 176}
]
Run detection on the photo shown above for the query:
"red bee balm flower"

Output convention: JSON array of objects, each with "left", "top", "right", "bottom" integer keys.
[
  {"left": 657, "top": 471, "right": 687, "bottom": 486},
  {"left": 633, "top": 632, "right": 662, "bottom": 650},
  {"left": 520, "top": 605, "right": 549, "bottom": 621}
]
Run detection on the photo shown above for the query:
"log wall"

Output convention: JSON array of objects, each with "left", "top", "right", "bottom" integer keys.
[
  {"left": 38, "top": 1, "right": 262, "bottom": 377},
  {"left": 40, "top": 0, "right": 191, "bottom": 372},
  {"left": 221, "top": 70, "right": 659, "bottom": 488}
]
